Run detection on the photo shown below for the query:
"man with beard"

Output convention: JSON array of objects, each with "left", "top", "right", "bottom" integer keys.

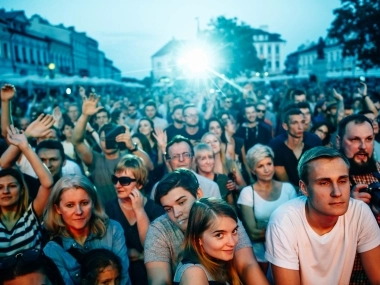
[
  {"left": 235, "top": 104, "right": 272, "bottom": 151},
  {"left": 336, "top": 114, "right": 380, "bottom": 283},
  {"left": 165, "top": 105, "right": 184, "bottom": 143},
  {"left": 178, "top": 104, "right": 206, "bottom": 146},
  {"left": 125, "top": 103, "right": 141, "bottom": 129}
]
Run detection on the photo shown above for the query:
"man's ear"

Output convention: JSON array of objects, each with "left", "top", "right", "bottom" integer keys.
[
  {"left": 336, "top": 135, "right": 341, "bottom": 149},
  {"left": 196, "top": 188, "right": 203, "bottom": 199},
  {"left": 282, "top": 122, "right": 289, "bottom": 131},
  {"left": 299, "top": 180, "right": 308, "bottom": 197}
]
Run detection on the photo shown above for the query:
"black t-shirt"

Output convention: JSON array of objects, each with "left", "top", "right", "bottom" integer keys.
[
  {"left": 178, "top": 127, "right": 206, "bottom": 145},
  {"left": 235, "top": 124, "right": 272, "bottom": 151},
  {"left": 165, "top": 124, "right": 184, "bottom": 143}
]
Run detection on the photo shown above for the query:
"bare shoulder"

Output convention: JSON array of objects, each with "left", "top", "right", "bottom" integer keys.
[{"left": 180, "top": 266, "right": 209, "bottom": 285}]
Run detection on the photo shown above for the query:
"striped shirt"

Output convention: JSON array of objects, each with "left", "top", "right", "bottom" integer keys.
[{"left": 0, "top": 203, "right": 42, "bottom": 258}]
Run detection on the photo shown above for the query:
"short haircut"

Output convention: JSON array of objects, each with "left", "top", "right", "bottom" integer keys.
[
  {"left": 128, "top": 103, "right": 136, "bottom": 108},
  {"left": 172, "top": 104, "right": 184, "bottom": 115},
  {"left": 246, "top": 144, "right": 274, "bottom": 171},
  {"left": 110, "top": 109, "right": 122, "bottom": 124},
  {"left": 282, "top": 108, "right": 303, "bottom": 124},
  {"left": 35, "top": 140, "right": 65, "bottom": 161},
  {"left": 155, "top": 168, "right": 199, "bottom": 205},
  {"left": 182, "top": 103, "right": 196, "bottom": 115},
  {"left": 337, "top": 114, "right": 374, "bottom": 141},
  {"left": 144, "top": 100, "right": 157, "bottom": 109},
  {"left": 297, "top": 146, "right": 350, "bottom": 185},
  {"left": 244, "top": 103, "right": 256, "bottom": 114},
  {"left": 165, "top": 135, "right": 193, "bottom": 159},
  {"left": 296, "top": 102, "right": 311, "bottom": 112},
  {"left": 114, "top": 154, "right": 149, "bottom": 188},
  {"left": 96, "top": 108, "right": 110, "bottom": 118},
  {"left": 293, "top": 89, "right": 306, "bottom": 97}
]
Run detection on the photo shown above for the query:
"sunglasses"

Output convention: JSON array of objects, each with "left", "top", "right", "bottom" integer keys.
[
  {"left": 111, "top": 175, "right": 137, "bottom": 186},
  {"left": 0, "top": 249, "right": 42, "bottom": 270},
  {"left": 257, "top": 109, "right": 266, "bottom": 113}
]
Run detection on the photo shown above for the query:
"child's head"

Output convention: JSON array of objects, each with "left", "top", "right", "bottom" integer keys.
[{"left": 80, "top": 249, "right": 121, "bottom": 285}]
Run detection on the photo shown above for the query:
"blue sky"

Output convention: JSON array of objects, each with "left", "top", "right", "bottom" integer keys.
[{"left": 3, "top": 0, "right": 341, "bottom": 79}]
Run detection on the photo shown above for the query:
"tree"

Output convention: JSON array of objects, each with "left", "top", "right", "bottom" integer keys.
[
  {"left": 328, "top": 0, "right": 380, "bottom": 71},
  {"left": 200, "top": 16, "right": 261, "bottom": 78}
]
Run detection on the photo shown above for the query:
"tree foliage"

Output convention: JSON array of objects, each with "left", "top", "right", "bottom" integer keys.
[
  {"left": 200, "top": 16, "right": 261, "bottom": 78},
  {"left": 328, "top": 0, "right": 380, "bottom": 70}
]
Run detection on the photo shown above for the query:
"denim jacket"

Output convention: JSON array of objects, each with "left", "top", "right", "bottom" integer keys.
[{"left": 43, "top": 219, "right": 131, "bottom": 285}]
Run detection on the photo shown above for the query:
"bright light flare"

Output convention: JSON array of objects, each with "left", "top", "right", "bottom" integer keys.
[
  {"left": 178, "top": 48, "right": 212, "bottom": 74},
  {"left": 66, "top": 88, "right": 71, "bottom": 95}
]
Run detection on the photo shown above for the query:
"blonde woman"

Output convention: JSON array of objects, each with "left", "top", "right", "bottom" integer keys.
[{"left": 43, "top": 175, "right": 131, "bottom": 285}]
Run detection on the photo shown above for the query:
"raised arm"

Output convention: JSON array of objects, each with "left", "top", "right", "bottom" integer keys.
[
  {"left": 153, "top": 127, "right": 167, "bottom": 166},
  {"left": 1, "top": 84, "right": 16, "bottom": 139},
  {"left": 72, "top": 94, "right": 103, "bottom": 166},
  {"left": 359, "top": 82, "right": 378, "bottom": 116},
  {"left": 332, "top": 88, "right": 345, "bottom": 126},
  {"left": 7, "top": 125, "right": 53, "bottom": 217},
  {"left": 116, "top": 126, "right": 154, "bottom": 170}
]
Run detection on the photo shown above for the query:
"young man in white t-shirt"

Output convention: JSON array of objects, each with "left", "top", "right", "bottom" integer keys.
[{"left": 265, "top": 146, "right": 380, "bottom": 285}]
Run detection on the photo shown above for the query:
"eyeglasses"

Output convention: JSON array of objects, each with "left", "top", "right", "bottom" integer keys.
[
  {"left": 167, "top": 152, "right": 192, "bottom": 161},
  {"left": 257, "top": 109, "right": 266, "bottom": 113},
  {"left": 184, "top": 114, "right": 198, "bottom": 118},
  {"left": 111, "top": 175, "right": 137, "bottom": 186},
  {"left": 0, "top": 249, "right": 42, "bottom": 270},
  {"left": 225, "top": 100, "right": 232, "bottom": 104}
]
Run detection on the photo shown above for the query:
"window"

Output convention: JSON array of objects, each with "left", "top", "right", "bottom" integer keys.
[
  {"left": 275, "top": 45, "right": 280, "bottom": 54},
  {"left": 2, "top": 43, "right": 7, "bottom": 58},
  {"left": 37, "top": 49, "right": 41, "bottom": 65},
  {"left": 30, "top": 48, "right": 35, "bottom": 64},
  {"left": 259, "top": 45, "right": 264, "bottom": 55},
  {"left": 22, "top": 47, "right": 28, "bottom": 63},
  {"left": 267, "top": 61, "right": 272, "bottom": 68},
  {"left": 14, "top": 45, "right": 20, "bottom": 62},
  {"left": 268, "top": 46, "right": 272, "bottom": 54},
  {"left": 275, "top": 61, "right": 280, "bottom": 69}
]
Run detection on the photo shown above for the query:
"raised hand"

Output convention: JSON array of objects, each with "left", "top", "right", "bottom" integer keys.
[
  {"left": 7, "top": 125, "right": 29, "bottom": 149},
  {"left": 332, "top": 88, "right": 343, "bottom": 101},
  {"left": 82, "top": 93, "right": 103, "bottom": 116},
  {"left": 52, "top": 106, "right": 62, "bottom": 122},
  {"left": 152, "top": 127, "right": 167, "bottom": 148},
  {"left": 25, "top": 114, "right": 55, "bottom": 138},
  {"left": 1, "top": 84, "right": 16, "bottom": 101},
  {"left": 358, "top": 82, "right": 367, "bottom": 96}
]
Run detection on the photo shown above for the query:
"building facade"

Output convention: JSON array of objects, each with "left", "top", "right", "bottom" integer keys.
[{"left": 0, "top": 9, "right": 121, "bottom": 79}]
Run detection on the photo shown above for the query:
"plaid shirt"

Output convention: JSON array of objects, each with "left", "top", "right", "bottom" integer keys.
[{"left": 349, "top": 162, "right": 380, "bottom": 284}]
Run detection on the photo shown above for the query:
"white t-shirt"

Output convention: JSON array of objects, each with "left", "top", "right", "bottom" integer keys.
[
  {"left": 265, "top": 196, "right": 380, "bottom": 285},
  {"left": 237, "top": 182, "right": 297, "bottom": 229}
]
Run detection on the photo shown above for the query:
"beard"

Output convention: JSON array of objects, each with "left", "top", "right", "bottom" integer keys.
[
  {"left": 174, "top": 118, "right": 183, "bottom": 124},
  {"left": 344, "top": 151, "right": 378, "bottom": 176}
]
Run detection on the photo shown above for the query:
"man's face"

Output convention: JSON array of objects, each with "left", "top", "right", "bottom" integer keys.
[
  {"left": 37, "top": 148, "right": 65, "bottom": 179},
  {"left": 300, "top": 157, "right": 350, "bottom": 219},
  {"left": 167, "top": 142, "right": 193, "bottom": 170},
  {"left": 145, "top": 106, "right": 156, "bottom": 119},
  {"left": 256, "top": 105, "right": 266, "bottom": 121},
  {"left": 294, "top": 94, "right": 306, "bottom": 103},
  {"left": 244, "top": 106, "right": 256, "bottom": 124},
  {"left": 183, "top": 107, "right": 199, "bottom": 128},
  {"left": 364, "top": 113, "right": 379, "bottom": 135},
  {"left": 344, "top": 108, "right": 354, "bottom": 117},
  {"left": 68, "top": 106, "right": 79, "bottom": 122},
  {"left": 300, "top": 108, "right": 311, "bottom": 131},
  {"left": 284, "top": 114, "right": 305, "bottom": 138},
  {"left": 128, "top": 106, "right": 137, "bottom": 116},
  {"left": 160, "top": 187, "right": 197, "bottom": 232},
  {"left": 223, "top": 98, "right": 233, "bottom": 109},
  {"left": 96, "top": 111, "right": 109, "bottom": 128},
  {"left": 340, "top": 121, "right": 374, "bottom": 165},
  {"left": 172, "top": 109, "right": 183, "bottom": 124}
]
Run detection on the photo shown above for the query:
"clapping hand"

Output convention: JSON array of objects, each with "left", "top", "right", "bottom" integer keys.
[
  {"left": 25, "top": 114, "right": 55, "bottom": 138},
  {"left": 153, "top": 128, "right": 167, "bottom": 148},
  {"left": 1, "top": 84, "right": 16, "bottom": 101},
  {"left": 7, "top": 125, "right": 29, "bottom": 150},
  {"left": 82, "top": 93, "right": 103, "bottom": 116}
]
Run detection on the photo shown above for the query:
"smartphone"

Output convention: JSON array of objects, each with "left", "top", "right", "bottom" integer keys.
[{"left": 105, "top": 126, "right": 127, "bottom": 150}]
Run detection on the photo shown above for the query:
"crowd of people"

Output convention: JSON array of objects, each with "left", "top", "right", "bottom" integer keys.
[{"left": 0, "top": 76, "right": 379, "bottom": 285}]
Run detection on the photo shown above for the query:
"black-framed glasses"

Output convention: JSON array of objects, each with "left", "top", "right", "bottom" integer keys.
[
  {"left": 111, "top": 175, "right": 137, "bottom": 186},
  {"left": 167, "top": 152, "right": 192, "bottom": 161},
  {"left": 0, "top": 249, "right": 42, "bottom": 270},
  {"left": 257, "top": 109, "right": 266, "bottom": 113}
]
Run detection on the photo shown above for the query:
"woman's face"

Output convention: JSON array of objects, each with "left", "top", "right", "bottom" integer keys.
[
  {"left": 253, "top": 157, "right": 274, "bottom": 181},
  {"left": 113, "top": 169, "right": 141, "bottom": 200},
  {"left": 0, "top": 175, "right": 21, "bottom": 210},
  {"left": 139, "top": 120, "right": 153, "bottom": 137},
  {"left": 116, "top": 114, "right": 126, "bottom": 126},
  {"left": 96, "top": 265, "right": 120, "bottom": 285},
  {"left": 208, "top": 121, "right": 222, "bottom": 137},
  {"left": 196, "top": 151, "right": 215, "bottom": 173},
  {"left": 224, "top": 119, "right": 236, "bottom": 134},
  {"left": 314, "top": 125, "right": 329, "bottom": 141},
  {"left": 200, "top": 216, "right": 238, "bottom": 262},
  {"left": 54, "top": 188, "right": 93, "bottom": 234},
  {"left": 202, "top": 134, "right": 221, "bottom": 154}
]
